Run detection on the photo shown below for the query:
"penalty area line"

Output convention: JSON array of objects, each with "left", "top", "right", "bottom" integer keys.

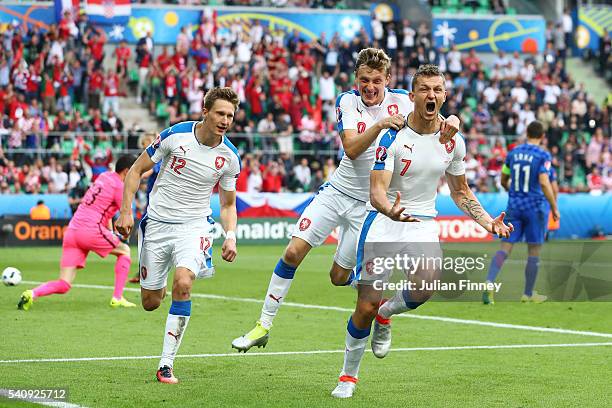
[
  {"left": 21, "top": 280, "right": 612, "bottom": 339},
  {"left": 1, "top": 342, "right": 612, "bottom": 364}
]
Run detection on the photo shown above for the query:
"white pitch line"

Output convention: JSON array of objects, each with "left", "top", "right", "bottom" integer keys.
[
  {"left": 21, "top": 281, "right": 612, "bottom": 339},
  {"left": 0, "top": 389, "right": 86, "bottom": 408},
  {"left": 1, "top": 342, "right": 611, "bottom": 364}
]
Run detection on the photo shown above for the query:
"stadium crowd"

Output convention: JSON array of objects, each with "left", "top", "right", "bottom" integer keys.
[{"left": 1, "top": 6, "right": 611, "bottom": 199}]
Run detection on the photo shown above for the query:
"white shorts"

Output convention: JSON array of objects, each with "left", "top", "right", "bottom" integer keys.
[
  {"left": 292, "top": 182, "right": 366, "bottom": 270},
  {"left": 138, "top": 214, "right": 215, "bottom": 291},
  {"left": 356, "top": 211, "right": 441, "bottom": 282}
]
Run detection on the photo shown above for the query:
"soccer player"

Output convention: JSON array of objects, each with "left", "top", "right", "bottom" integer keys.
[
  {"left": 115, "top": 87, "right": 240, "bottom": 384},
  {"left": 483, "top": 120, "right": 559, "bottom": 305},
  {"left": 231, "top": 48, "right": 460, "bottom": 352},
  {"left": 330, "top": 64, "right": 513, "bottom": 398},
  {"left": 18, "top": 154, "right": 138, "bottom": 311}
]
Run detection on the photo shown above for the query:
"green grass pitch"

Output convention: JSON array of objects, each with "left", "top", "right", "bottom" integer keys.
[{"left": 1, "top": 244, "right": 611, "bottom": 407}]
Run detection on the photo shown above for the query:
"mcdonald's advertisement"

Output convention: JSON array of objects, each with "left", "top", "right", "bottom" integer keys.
[
  {"left": 432, "top": 15, "right": 546, "bottom": 53},
  {"left": 0, "top": 4, "right": 370, "bottom": 44}
]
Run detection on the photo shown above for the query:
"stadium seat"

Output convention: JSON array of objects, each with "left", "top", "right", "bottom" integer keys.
[
  {"left": 476, "top": 7, "right": 490, "bottom": 14},
  {"left": 461, "top": 7, "right": 474, "bottom": 14},
  {"left": 431, "top": 6, "right": 443, "bottom": 14},
  {"left": 506, "top": 7, "right": 517, "bottom": 14}
]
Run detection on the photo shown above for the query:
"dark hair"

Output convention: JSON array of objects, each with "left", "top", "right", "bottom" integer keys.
[
  {"left": 526, "top": 120, "right": 545, "bottom": 139},
  {"left": 411, "top": 64, "right": 445, "bottom": 90},
  {"left": 115, "top": 154, "right": 137, "bottom": 173},
  {"left": 203, "top": 87, "right": 240, "bottom": 111},
  {"left": 37, "top": 200, "right": 44, "bottom": 205},
  {"left": 354, "top": 48, "right": 392, "bottom": 76}
]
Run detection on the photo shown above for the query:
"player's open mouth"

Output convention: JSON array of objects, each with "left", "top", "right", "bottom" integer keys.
[
  {"left": 426, "top": 102, "right": 436, "bottom": 113},
  {"left": 217, "top": 126, "right": 227, "bottom": 132}
]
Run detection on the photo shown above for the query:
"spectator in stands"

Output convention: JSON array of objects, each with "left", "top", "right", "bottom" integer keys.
[
  {"left": 293, "top": 157, "right": 311, "bottom": 192},
  {"left": 30, "top": 200, "right": 50, "bottom": 220},
  {"left": 83, "top": 144, "right": 112, "bottom": 182},
  {"left": 49, "top": 163, "right": 68, "bottom": 193},
  {"left": 257, "top": 112, "right": 277, "bottom": 152},
  {"left": 103, "top": 68, "right": 121, "bottom": 115},
  {"left": 247, "top": 159, "right": 263, "bottom": 193},
  {"left": 275, "top": 112, "right": 294, "bottom": 154},
  {"left": 262, "top": 160, "right": 285, "bottom": 193}
]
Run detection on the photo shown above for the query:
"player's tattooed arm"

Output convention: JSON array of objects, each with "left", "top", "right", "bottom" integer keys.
[{"left": 446, "top": 173, "right": 513, "bottom": 238}]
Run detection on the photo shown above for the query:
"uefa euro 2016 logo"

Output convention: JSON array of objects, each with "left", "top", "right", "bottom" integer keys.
[{"left": 375, "top": 146, "right": 387, "bottom": 163}]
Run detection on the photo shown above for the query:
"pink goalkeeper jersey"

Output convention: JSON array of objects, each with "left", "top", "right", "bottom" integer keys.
[{"left": 69, "top": 171, "right": 123, "bottom": 229}]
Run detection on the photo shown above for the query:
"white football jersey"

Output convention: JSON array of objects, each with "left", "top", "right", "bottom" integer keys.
[
  {"left": 145, "top": 121, "right": 241, "bottom": 223},
  {"left": 371, "top": 125, "right": 466, "bottom": 217},
  {"left": 331, "top": 88, "right": 413, "bottom": 202}
]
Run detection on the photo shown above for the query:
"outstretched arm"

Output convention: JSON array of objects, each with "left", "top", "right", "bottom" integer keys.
[
  {"left": 370, "top": 170, "right": 419, "bottom": 222},
  {"left": 446, "top": 172, "right": 513, "bottom": 238}
]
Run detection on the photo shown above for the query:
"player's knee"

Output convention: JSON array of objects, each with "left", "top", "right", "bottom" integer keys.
[
  {"left": 173, "top": 276, "right": 192, "bottom": 297},
  {"left": 283, "top": 244, "right": 304, "bottom": 267},
  {"left": 356, "top": 300, "right": 380, "bottom": 322},
  {"left": 329, "top": 266, "right": 350, "bottom": 286},
  {"left": 142, "top": 297, "right": 161, "bottom": 311}
]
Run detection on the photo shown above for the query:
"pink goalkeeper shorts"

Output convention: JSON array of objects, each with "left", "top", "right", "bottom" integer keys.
[{"left": 60, "top": 226, "right": 120, "bottom": 269}]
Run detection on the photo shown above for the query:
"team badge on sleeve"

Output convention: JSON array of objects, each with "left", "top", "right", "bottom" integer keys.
[
  {"left": 444, "top": 138, "right": 456, "bottom": 153},
  {"left": 215, "top": 156, "right": 226, "bottom": 170},
  {"left": 336, "top": 106, "right": 342, "bottom": 122},
  {"left": 375, "top": 146, "right": 388, "bottom": 163},
  {"left": 544, "top": 160, "right": 551, "bottom": 170}
]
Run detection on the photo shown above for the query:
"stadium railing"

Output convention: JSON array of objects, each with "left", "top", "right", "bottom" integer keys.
[{"left": 1, "top": 131, "right": 520, "bottom": 159}]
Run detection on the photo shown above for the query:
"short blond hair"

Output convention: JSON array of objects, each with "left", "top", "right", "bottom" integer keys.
[
  {"left": 203, "top": 87, "right": 240, "bottom": 111},
  {"left": 354, "top": 48, "right": 392, "bottom": 76}
]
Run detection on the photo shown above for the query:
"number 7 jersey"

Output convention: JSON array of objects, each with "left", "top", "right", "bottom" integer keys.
[
  {"left": 371, "top": 126, "right": 466, "bottom": 217},
  {"left": 145, "top": 121, "right": 241, "bottom": 223}
]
